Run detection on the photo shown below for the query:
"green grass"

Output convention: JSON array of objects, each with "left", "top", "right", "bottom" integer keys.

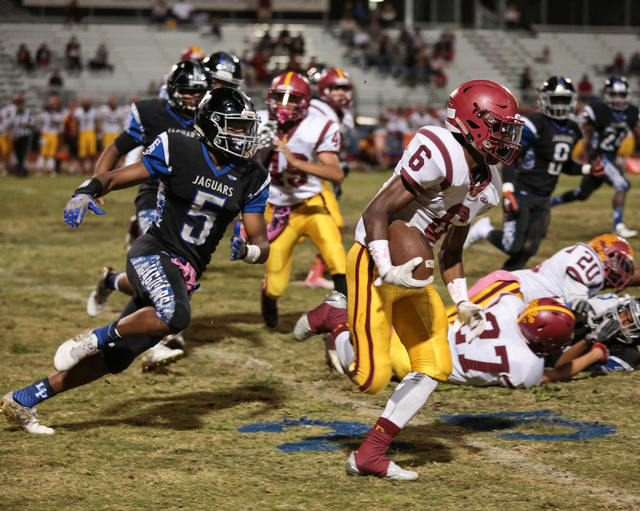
[{"left": 1, "top": 172, "right": 639, "bottom": 511}]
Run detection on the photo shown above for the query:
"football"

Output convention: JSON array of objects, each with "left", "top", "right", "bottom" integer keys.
[{"left": 388, "top": 220, "right": 435, "bottom": 281}]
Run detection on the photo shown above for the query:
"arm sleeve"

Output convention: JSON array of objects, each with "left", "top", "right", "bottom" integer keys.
[
  {"left": 395, "top": 128, "right": 448, "bottom": 193},
  {"left": 316, "top": 120, "right": 341, "bottom": 154},
  {"left": 114, "top": 131, "right": 141, "bottom": 154},
  {"left": 243, "top": 170, "right": 270, "bottom": 214},
  {"left": 122, "top": 103, "right": 146, "bottom": 146},
  {"left": 140, "top": 132, "right": 171, "bottom": 179},
  {"left": 519, "top": 119, "right": 538, "bottom": 153}
]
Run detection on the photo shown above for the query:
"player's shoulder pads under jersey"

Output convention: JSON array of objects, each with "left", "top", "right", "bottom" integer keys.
[{"left": 522, "top": 112, "right": 546, "bottom": 138}]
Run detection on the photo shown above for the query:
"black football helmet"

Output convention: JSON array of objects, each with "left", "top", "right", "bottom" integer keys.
[
  {"left": 603, "top": 76, "right": 629, "bottom": 111},
  {"left": 202, "top": 52, "right": 244, "bottom": 87},
  {"left": 601, "top": 296, "right": 640, "bottom": 345},
  {"left": 194, "top": 87, "right": 259, "bottom": 158},
  {"left": 538, "top": 76, "right": 577, "bottom": 120},
  {"left": 166, "top": 60, "right": 211, "bottom": 118}
]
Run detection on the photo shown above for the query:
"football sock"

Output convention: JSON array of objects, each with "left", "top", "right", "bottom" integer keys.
[
  {"left": 353, "top": 417, "right": 401, "bottom": 476},
  {"left": 93, "top": 321, "right": 122, "bottom": 350},
  {"left": 332, "top": 274, "right": 348, "bottom": 297},
  {"left": 13, "top": 378, "right": 56, "bottom": 408},
  {"left": 114, "top": 273, "right": 126, "bottom": 292},
  {"left": 613, "top": 207, "right": 624, "bottom": 229},
  {"left": 549, "top": 195, "right": 562, "bottom": 207},
  {"left": 333, "top": 331, "right": 354, "bottom": 374},
  {"left": 35, "top": 155, "right": 45, "bottom": 171},
  {"left": 381, "top": 371, "right": 438, "bottom": 429},
  {"left": 104, "top": 271, "right": 120, "bottom": 291},
  {"left": 486, "top": 229, "right": 505, "bottom": 252}
]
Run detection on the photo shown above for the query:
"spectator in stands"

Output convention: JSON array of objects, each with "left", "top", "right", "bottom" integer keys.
[
  {"left": 36, "top": 43, "right": 52, "bottom": 68},
  {"left": 376, "top": 34, "right": 392, "bottom": 74},
  {"left": 89, "top": 44, "right": 113, "bottom": 72},
  {"left": 411, "top": 27, "right": 425, "bottom": 50},
  {"left": 257, "top": 29, "right": 274, "bottom": 53},
  {"left": 397, "top": 25, "right": 412, "bottom": 50},
  {"left": 353, "top": 26, "right": 371, "bottom": 49},
  {"left": 64, "top": 0, "right": 85, "bottom": 25},
  {"left": 48, "top": 69, "right": 64, "bottom": 90},
  {"left": 150, "top": 0, "right": 169, "bottom": 24},
  {"left": 628, "top": 52, "right": 640, "bottom": 75},
  {"left": 439, "top": 29, "right": 456, "bottom": 61},
  {"left": 257, "top": 0, "right": 273, "bottom": 23},
  {"left": 172, "top": 0, "right": 194, "bottom": 26},
  {"left": 612, "top": 53, "right": 625, "bottom": 74},
  {"left": 339, "top": 10, "right": 358, "bottom": 46},
  {"left": 17, "top": 44, "right": 34, "bottom": 72},
  {"left": 534, "top": 46, "right": 551, "bottom": 64},
  {"left": 250, "top": 49, "right": 270, "bottom": 83},
  {"left": 352, "top": 1, "right": 370, "bottom": 27},
  {"left": 519, "top": 67, "right": 534, "bottom": 99},
  {"left": 285, "top": 55, "right": 304, "bottom": 74},
  {"left": 505, "top": 3, "right": 523, "bottom": 29},
  {"left": 65, "top": 36, "right": 82, "bottom": 72},
  {"left": 290, "top": 33, "right": 305, "bottom": 56},
  {"left": 379, "top": 2, "right": 396, "bottom": 29},
  {"left": 209, "top": 15, "right": 222, "bottom": 40},
  {"left": 578, "top": 74, "right": 593, "bottom": 99}
]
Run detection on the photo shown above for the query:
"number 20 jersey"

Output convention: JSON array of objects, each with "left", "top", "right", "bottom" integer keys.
[
  {"left": 257, "top": 110, "right": 341, "bottom": 206},
  {"left": 355, "top": 126, "right": 501, "bottom": 246},
  {"left": 140, "top": 132, "right": 270, "bottom": 276},
  {"left": 448, "top": 294, "right": 544, "bottom": 389}
]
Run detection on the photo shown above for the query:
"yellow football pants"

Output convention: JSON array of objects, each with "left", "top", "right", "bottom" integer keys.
[
  {"left": 445, "top": 279, "right": 523, "bottom": 324},
  {"left": 264, "top": 193, "right": 347, "bottom": 299},
  {"left": 78, "top": 130, "right": 97, "bottom": 158},
  {"left": 39, "top": 133, "right": 59, "bottom": 158},
  {"left": 321, "top": 180, "right": 344, "bottom": 229},
  {"left": 347, "top": 243, "right": 452, "bottom": 395},
  {"left": 102, "top": 132, "right": 119, "bottom": 150},
  {"left": 0, "top": 134, "right": 13, "bottom": 158}
]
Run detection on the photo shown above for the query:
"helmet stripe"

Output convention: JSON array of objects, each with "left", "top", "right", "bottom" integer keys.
[
  {"left": 283, "top": 72, "right": 294, "bottom": 87},
  {"left": 335, "top": 68, "right": 344, "bottom": 78},
  {"left": 530, "top": 305, "right": 575, "bottom": 319}
]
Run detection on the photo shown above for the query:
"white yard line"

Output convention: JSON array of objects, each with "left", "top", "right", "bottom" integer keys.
[{"left": 0, "top": 268, "right": 93, "bottom": 304}]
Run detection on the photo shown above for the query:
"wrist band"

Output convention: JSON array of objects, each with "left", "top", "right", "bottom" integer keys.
[
  {"left": 368, "top": 239, "right": 392, "bottom": 277},
  {"left": 74, "top": 178, "right": 103, "bottom": 199},
  {"left": 447, "top": 278, "right": 468, "bottom": 305},
  {"left": 243, "top": 244, "right": 261, "bottom": 264}
]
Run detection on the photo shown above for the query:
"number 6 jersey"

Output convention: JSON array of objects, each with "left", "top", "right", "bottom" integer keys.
[
  {"left": 257, "top": 110, "right": 340, "bottom": 206},
  {"left": 355, "top": 126, "right": 501, "bottom": 246},
  {"left": 141, "top": 132, "right": 270, "bottom": 276},
  {"left": 448, "top": 294, "right": 545, "bottom": 389}
]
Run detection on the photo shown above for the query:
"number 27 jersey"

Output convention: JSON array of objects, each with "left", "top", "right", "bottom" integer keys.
[{"left": 257, "top": 110, "right": 340, "bottom": 206}]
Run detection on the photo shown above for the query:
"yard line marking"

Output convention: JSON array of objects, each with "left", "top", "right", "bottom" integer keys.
[{"left": 0, "top": 268, "right": 94, "bottom": 304}]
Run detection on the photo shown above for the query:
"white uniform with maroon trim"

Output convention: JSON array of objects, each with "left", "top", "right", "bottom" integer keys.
[
  {"left": 512, "top": 243, "right": 605, "bottom": 305},
  {"left": 75, "top": 107, "right": 97, "bottom": 131},
  {"left": 355, "top": 126, "right": 501, "bottom": 246},
  {"left": 257, "top": 110, "right": 341, "bottom": 206},
  {"left": 309, "top": 98, "right": 355, "bottom": 135},
  {"left": 448, "top": 294, "right": 544, "bottom": 389},
  {"left": 37, "top": 110, "right": 64, "bottom": 135},
  {"left": 97, "top": 105, "right": 126, "bottom": 135}
]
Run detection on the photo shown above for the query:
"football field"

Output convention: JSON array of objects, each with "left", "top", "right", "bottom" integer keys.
[{"left": 1, "top": 171, "right": 639, "bottom": 510}]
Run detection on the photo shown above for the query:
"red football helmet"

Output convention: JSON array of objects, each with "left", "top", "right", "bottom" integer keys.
[
  {"left": 318, "top": 68, "right": 354, "bottom": 108},
  {"left": 517, "top": 298, "right": 575, "bottom": 357},
  {"left": 588, "top": 234, "right": 635, "bottom": 291},
  {"left": 446, "top": 80, "right": 524, "bottom": 165},
  {"left": 181, "top": 46, "right": 206, "bottom": 62},
  {"left": 266, "top": 72, "right": 312, "bottom": 124}
]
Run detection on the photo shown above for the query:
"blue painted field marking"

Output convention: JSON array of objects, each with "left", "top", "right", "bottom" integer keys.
[
  {"left": 439, "top": 410, "right": 616, "bottom": 441},
  {"left": 237, "top": 417, "right": 371, "bottom": 452}
]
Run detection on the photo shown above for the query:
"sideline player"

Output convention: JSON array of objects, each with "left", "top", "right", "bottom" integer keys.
[
  {"left": 465, "top": 76, "right": 589, "bottom": 270},
  {"left": 304, "top": 68, "right": 356, "bottom": 289},
  {"left": 97, "top": 96, "right": 126, "bottom": 151},
  {"left": 36, "top": 96, "right": 64, "bottom": 177},
  {"left": 295, "top": 80, "right": 524, "bottom": 479},
  {"left": 257, "top": 71, "right": 346, "bottom": 328},
  {"left": 76, "top": 97, "right": 98, "bottom": 174},
  {"left": 551, "top": 77, "right": 640, "bottom": 238},
  {"left": 0, "top": 88, "right": 269, "bottom": 435}
]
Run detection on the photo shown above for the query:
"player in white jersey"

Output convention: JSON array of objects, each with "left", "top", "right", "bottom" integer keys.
[
  {"left": 75, "top": 97, "right": 98, "bottom": 173},
  {"left": 97, "top": 96, "right": 126, "bottom": 150},
  {"left": 294, "top": 80, "right": 524, "bottom": 480},
  {"left": 256, "top": 71, "right": 345, "bottom": 328},
  {"left": 36, "top": 96, "right": 64, "bottom": 176},
  {"left": 301, "top": 68, "right": 356, "bottom": 289},
  {"left": 447, "top": 233, "right": 635, "bottom": 324},
  {"left": 408, "top": 103, "right": 435, "bottom": 132},
  {"left": 0, "top": 100, "right": 17, "bottom": 173}
]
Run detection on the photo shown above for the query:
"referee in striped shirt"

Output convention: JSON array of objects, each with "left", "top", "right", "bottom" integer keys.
[{"left": 10, "top": 94, "right": 35, "bottom": 178}]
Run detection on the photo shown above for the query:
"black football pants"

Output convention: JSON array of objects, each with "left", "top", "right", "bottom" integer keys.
[{"left": 486, "top": 188, "right": 551, "bottom": 271}]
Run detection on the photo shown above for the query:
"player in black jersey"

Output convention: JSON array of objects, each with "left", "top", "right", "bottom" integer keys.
[
  {"left": 551, "top": 76, "right": 640, "bottom": 238},
  {"left": 465, "top": 77, "right": 588, "bottom": 270},
  {"left": 0, "top": 88, "right": 270, "bottom": 435}
]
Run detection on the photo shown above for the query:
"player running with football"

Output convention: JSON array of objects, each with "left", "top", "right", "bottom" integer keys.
[
  {"left": 304, "top": 68, "right": 356, "bottom": 289},
  {"left": 465, "top": 76, "right": 591, "bottom": 270},
  {"left": 0, "top": 88, "right": 270, "bottom": 435},
  {"left": 256, "top": 71, "right": 346, "bottom": 328},
  {"left": 551, "top": 76, "right": 640, "bottom": 238},
  {"left": 295, "top": 80, "right": 524, "bottom": 480}
]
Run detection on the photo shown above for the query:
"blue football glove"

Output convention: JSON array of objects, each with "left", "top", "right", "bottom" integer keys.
[
  {"left": 230, "top": 221, "right": 248, "bottom": 261},
  {"left": 64, "top": 193, "right": 105, "bottom": 228}
]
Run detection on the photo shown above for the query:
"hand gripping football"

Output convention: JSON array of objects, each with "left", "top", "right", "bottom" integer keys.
[{"left": 388, "top": 220, "right": 435, "bottom": 281}]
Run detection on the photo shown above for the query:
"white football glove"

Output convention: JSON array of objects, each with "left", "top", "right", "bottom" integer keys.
[
  {"left": 374, "top": 257, "right": 434, "bottom": 289},
  {"left": 451, "top": 301, "right": 486, "bottom": 342}
]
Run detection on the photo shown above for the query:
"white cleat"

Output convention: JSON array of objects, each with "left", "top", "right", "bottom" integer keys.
[
  {"left": 1, "top": 392, "right": 54, "bottom": 435},
  {"left": 87, "top": 266, "right": 117, "bottom": 317},
  {"left": 141, "top": 342, "right": 184, "bottom": 370},
  {"left": 463, "top": 217, "right": 493, "bottom": 249},
  {"left": 163, "top": 332, "right": 185, "bottom": 349},
  {"left": 54, "top": 329, "right": 99, "bottom": 371},
  {"left": 614, "top": 223, "right": 637, "bottom": 238},
  {"left": 293, "top": 291, "right": 347, "bottom": 342},
  {"left": 345, "top": 452, "right": 418, "bottom": 481}
]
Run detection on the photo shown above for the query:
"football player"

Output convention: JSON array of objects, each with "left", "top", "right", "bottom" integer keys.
[
  {"left": 295, "top": 80, "right": 524, "bottom": 479},
  {"left": 303, "top": 68, "right": 356, "bottom": 290},
  {"left": 447, "top": 234, "right": 635, "bottom": 326},
  {"left": 551, "top": 77, "right": 640, "bottom": 238},
  {"left": 86, "top": 60, "right": 210, "bottom": 367},
  {"left": 202, "top": 51, "right": 244, "bottom": 88},
  {"left": 75, "top": 97, "right": 98, "bottom": 174},
  {"left": 97, "top": 96, "right": 126, "bottom": 151},
  {"left": 0, "top": 88, "right": 269, "bottom": 435},
  {"left": 465, "top": 76, "right": 589, "bottom": 270},
  {"left": 257, "top": 71, "right": 346, "bottom": 328},
  {"left": 35, "top": 96, "right": 64, "bottom": 177}
]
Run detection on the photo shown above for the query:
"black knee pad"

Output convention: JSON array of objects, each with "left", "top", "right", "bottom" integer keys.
[{"left": 168, "top": 301, "right": 191, "bottom": 333}]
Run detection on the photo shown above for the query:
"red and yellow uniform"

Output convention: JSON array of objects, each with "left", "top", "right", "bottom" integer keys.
[
  {"left": 75, "top": 106, "right": 97, "bottom": 158},
  {"left": 37, "top": 109, "right": 64, "bottom": 158}
]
